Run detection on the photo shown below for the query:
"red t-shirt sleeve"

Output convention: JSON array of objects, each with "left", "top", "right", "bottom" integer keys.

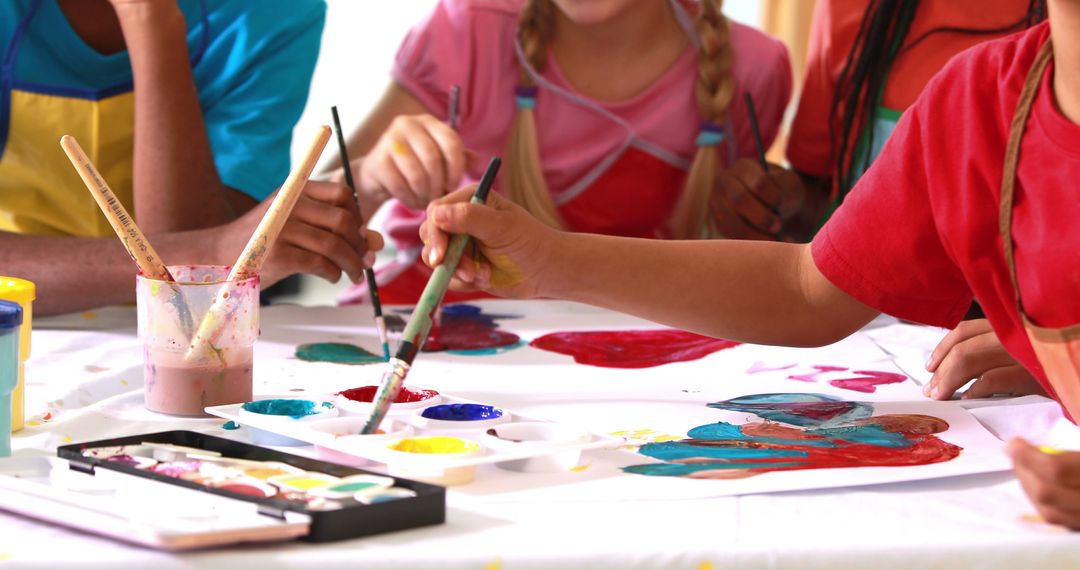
[{"left": 811, "top": 92, "right": 973, "bottom": 328}]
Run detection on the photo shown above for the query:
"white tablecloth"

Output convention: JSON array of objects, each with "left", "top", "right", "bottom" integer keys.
[{"left": 7, "top": 301, "right": 1080, "bottom": 569}]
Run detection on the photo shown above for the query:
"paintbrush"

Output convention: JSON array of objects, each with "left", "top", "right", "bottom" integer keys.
[
  {"left": 184, "top": 126, "right": 332, "bottom": 362},
  {"left": 431, "top": 85, "right": 462, "bottom": 337},
  {"left": 331, "top": 106, "right": 390, "bottom": 360},
  {"left": 59, "top": 135, "right": 195, "bottom": 334},
  {"left": 743, "top": 92, "right": 783, "bottom": 240},
  {"left": 361, "top": 156, "right": 501, "bottom": 434}
]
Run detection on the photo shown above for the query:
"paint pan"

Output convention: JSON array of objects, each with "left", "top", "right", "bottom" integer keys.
[
  {"left": 481, "top": 422, "right": 591, "bottom": 472},
  {"left": 212, "top": 477, "right": 277, "bottom": 498},
  {"left": 310, "top": 474, "right": 394, "bottom": 499},
  {"left": 335, "top": 385, "right": 441, "bottom": 416},
  {"left": 308, "top": 417, "right": 413, "bottom": 467},
  {"left": 355, "top": 487, "right": 419, "bottom": 505},
  {"left": 237, "top": 398, "right": 338, "bottom": 446},
  {"left": 414, "top": 403, "right": 509, "bottom": 430},
  {"left": 384, "top": 436, "right": 484, "bottom": 486},
  {"left": 268, "top": 472, "right": 341, "bottom": 493}
]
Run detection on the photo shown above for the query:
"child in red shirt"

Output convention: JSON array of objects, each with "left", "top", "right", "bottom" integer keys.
[{"left": 419, "top": 5, "right": 1080, "bottom": 529}]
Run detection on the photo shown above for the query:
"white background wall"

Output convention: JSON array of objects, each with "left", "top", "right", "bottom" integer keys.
[{"left": 291, "top": 0, "right": 762, "bottom": 166}]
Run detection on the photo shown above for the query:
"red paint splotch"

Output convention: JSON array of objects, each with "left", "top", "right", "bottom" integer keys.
[
  {"left": 827, "top": 370, "right": 909, "bottom": 393},
  {"left": 421, "top": 305, "right": 521, "bottom": 352},
  {"left": 530, "top": 330, "right": 741, "bottom": 369},
  {"left": 787, "top": 365, "right": 849, "bottom": 383}
]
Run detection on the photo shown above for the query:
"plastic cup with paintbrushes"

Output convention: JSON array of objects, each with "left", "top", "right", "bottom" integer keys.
[
  {"left": 361, "top": 156, "right": 502, "bottom": 435},
  {"left": 331, "top": 105, "right": 390, "bottom": 360}
]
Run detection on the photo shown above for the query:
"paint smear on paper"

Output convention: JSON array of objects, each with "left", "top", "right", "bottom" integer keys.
[
  {"left": 828, "top": 370, "right": 908, "bottom": 393},
  {"left": 422, "top": 304, "right": 522, "bottom": 353},
  {"left": 624, "top": 393, "right": 960, "bottom": 478},
  {"left": 295, "top": 342, "right": 385, "bottom": 365},
  {"left": 787, "top": 365, "right": 848, "bottom": 383},
  {"left": 747, "top": 361, "right": 797, "bottom": 374},
  {"left": 530, "top": 330, "right": 741, "bottom": 368}
]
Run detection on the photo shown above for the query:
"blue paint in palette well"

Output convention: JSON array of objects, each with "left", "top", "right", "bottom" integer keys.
[{"left": 420, "top": 403, "right": 503, "bottom": 421}]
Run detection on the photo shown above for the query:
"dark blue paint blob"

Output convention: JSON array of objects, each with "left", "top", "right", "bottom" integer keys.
[
  {"left": 420, "top": 403, "right": 503, "bottom": 421},
  {"left": 242, "top": 399, "right": 332, "bottom": 419}
]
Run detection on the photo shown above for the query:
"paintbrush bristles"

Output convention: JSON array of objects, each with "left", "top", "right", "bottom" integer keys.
[{"left": 59, "top": 135, "right": 173, "bottom": 281}]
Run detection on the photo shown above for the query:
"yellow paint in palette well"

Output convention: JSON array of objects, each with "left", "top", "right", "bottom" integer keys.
[
  {"left": 390, "top": 436, "right": 478, "bottom": 454},
  {"left": 277, "top": 476, "right": 336, "bottom": 491},
  {"left": 246, "top": 467, "right": 294, "bottom": 480}
]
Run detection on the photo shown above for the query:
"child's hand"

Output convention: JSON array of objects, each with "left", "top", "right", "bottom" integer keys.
[
  {"left": 359, "top": 114, "right": 467, "bottom": 210},
  {"left": 419, "top": 187, "right": 558, "bottom": 298},
  {"left": 923, "top": 319, "right": 1046, "bottom": 400},
  {"left": 712, "top": 159, "right": 805, "bottom": 241},
  {"left": 225, "top": 181, "right": 382, "bottom": 286},
  {"left": 1008, "top": 439, "right": 1080, "bottom": 529}
]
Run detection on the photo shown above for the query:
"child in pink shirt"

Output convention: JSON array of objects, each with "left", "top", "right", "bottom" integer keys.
[{"left": 339, "top": 0, "right": 791, "bottom": 304}]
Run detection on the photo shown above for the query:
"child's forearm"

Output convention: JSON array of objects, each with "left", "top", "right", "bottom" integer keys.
[
  {"left": 546, "top": 235, "right": 879, "bottom": 347},
  {"left": 114, "top": 1, "right": 235, "bottom": 232}
]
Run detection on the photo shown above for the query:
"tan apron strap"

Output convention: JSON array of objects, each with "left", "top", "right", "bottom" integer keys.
[{"left": 1000, "top": 39, "right": 1054, "bottom": 314}]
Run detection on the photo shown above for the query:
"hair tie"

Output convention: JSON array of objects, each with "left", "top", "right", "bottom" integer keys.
[
  {"left": 515, "top": 85, "right": 538, "bottom": 110},
  {"left": 695, "top": 122, "right": 726, "bottom": 147}
]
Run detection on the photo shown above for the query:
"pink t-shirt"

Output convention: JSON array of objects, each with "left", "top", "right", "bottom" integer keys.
[
  {"left": 350, "top": 0, "right": 792, "bottom": 304},
  {"left": 812, "top": 23, "right": 1080, "bottom": 405}
]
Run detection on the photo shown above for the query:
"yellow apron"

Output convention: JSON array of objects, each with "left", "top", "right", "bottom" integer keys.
[{"left": 0, "top": 0, "right": 207, "bottom": 237}]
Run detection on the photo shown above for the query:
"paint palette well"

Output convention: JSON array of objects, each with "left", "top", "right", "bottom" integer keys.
[{"left": 206, "top": 393, "right": 623, "bottom": 483}]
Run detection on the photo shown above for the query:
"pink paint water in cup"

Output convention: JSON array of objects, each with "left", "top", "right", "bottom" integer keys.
[{"left": 136, "top": 265, "right": 259, "bottom": 416}]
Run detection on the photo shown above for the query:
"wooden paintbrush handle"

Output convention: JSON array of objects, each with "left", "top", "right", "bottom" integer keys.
[{"left": 59, "top": 135, "right": 172, "bottom": 281}]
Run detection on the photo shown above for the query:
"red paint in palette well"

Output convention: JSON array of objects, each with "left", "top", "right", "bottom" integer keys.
[
  {"left": 530, "top": 330, "right": 741, "bottom": 369},
  {"left": 338, "top": 386, "right": 439, "bottom": 403}
]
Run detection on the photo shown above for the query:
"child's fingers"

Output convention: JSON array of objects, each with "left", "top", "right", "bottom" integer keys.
[
  {"left": 281, "top": 219, "right": 364, "bottom": 283},
  {"left": 927, "top": 319, "right": 994, "bottom": 372},
  {"left": 420, "top": 115, "right": 467, "bottom": 192},
  {"left": 1009, "top": 439, "right": 1080, "bottom": 486},
  {"left": 1009, "top": 439, "right": 1080, "bottom": 527},
  {"left": 727, "top": 159, "right": 781, "bottom": 209},
  {"left": 292, "top": 197, "right": 364, "bottom": 251},
  {"left": 420, "top": 217, "right": 449, "bottom": 267},
  {"left": 395, "top": 119, "right": 448, "bottom": 203},
  {"left": 923, "top": 329, "right": 1019, "bottom": 399},
  {"left": 962, "top": 365, "right": 1044, "bottom": 399},
  {"left": 366, "top": 151, "right": 418, "bottom": 208},
  {"left": 387, "top": 137, "right": 432, "bottom": 204},
  {"left": 272, "top": 243, "right": 343, "bottom": 284}
]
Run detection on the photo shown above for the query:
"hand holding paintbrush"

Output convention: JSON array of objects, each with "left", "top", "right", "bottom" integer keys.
[
  {"left": 184, "top": 126, "right": 333, "bottom": 362},
  {"left": 362, "top": 157, "right": 502, "bottom": 435}
]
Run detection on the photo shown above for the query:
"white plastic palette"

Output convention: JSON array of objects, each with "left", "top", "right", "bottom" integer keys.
[{"left": 206, "top": 393, "right": 623, "bottom": 484}]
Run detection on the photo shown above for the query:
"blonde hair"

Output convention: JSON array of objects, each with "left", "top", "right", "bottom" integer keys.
[{"left": 507, "top": 0, "right": 735, "bottom": 238}]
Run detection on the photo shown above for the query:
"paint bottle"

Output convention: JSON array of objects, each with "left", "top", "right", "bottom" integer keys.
[
  {"left": 0, "top": 277, "right": 33, "bottom": 432},
  {"left": 0, "top": 300, "right": 22, "bottom": 456}
]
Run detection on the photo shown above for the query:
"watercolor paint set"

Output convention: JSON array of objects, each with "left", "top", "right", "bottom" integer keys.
[
  {"left": 0, "top": 431, "right": 444, "bottom": 550},
  {"left": 206, "top": 387, "right": 623, "bottom": 485}
]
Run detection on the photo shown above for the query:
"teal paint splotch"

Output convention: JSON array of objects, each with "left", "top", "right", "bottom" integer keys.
[
  {"left": 222, "top": 421, "right": 240, "bottom": 430},
  {"left": 295, "top": 342, "right": 386, "bottom": 365}
]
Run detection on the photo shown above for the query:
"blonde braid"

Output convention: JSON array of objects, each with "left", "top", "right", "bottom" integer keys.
[
  {"left": 669, "top": 0, "right": 735, "bottom": 239},
  {"left": 504, "top": 0, "right": 565, "bottom": 229}
]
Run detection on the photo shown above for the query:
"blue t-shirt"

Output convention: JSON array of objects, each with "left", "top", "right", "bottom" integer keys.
[{"left": 0, "top": 0, "right": 326, "bottom": 201}]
